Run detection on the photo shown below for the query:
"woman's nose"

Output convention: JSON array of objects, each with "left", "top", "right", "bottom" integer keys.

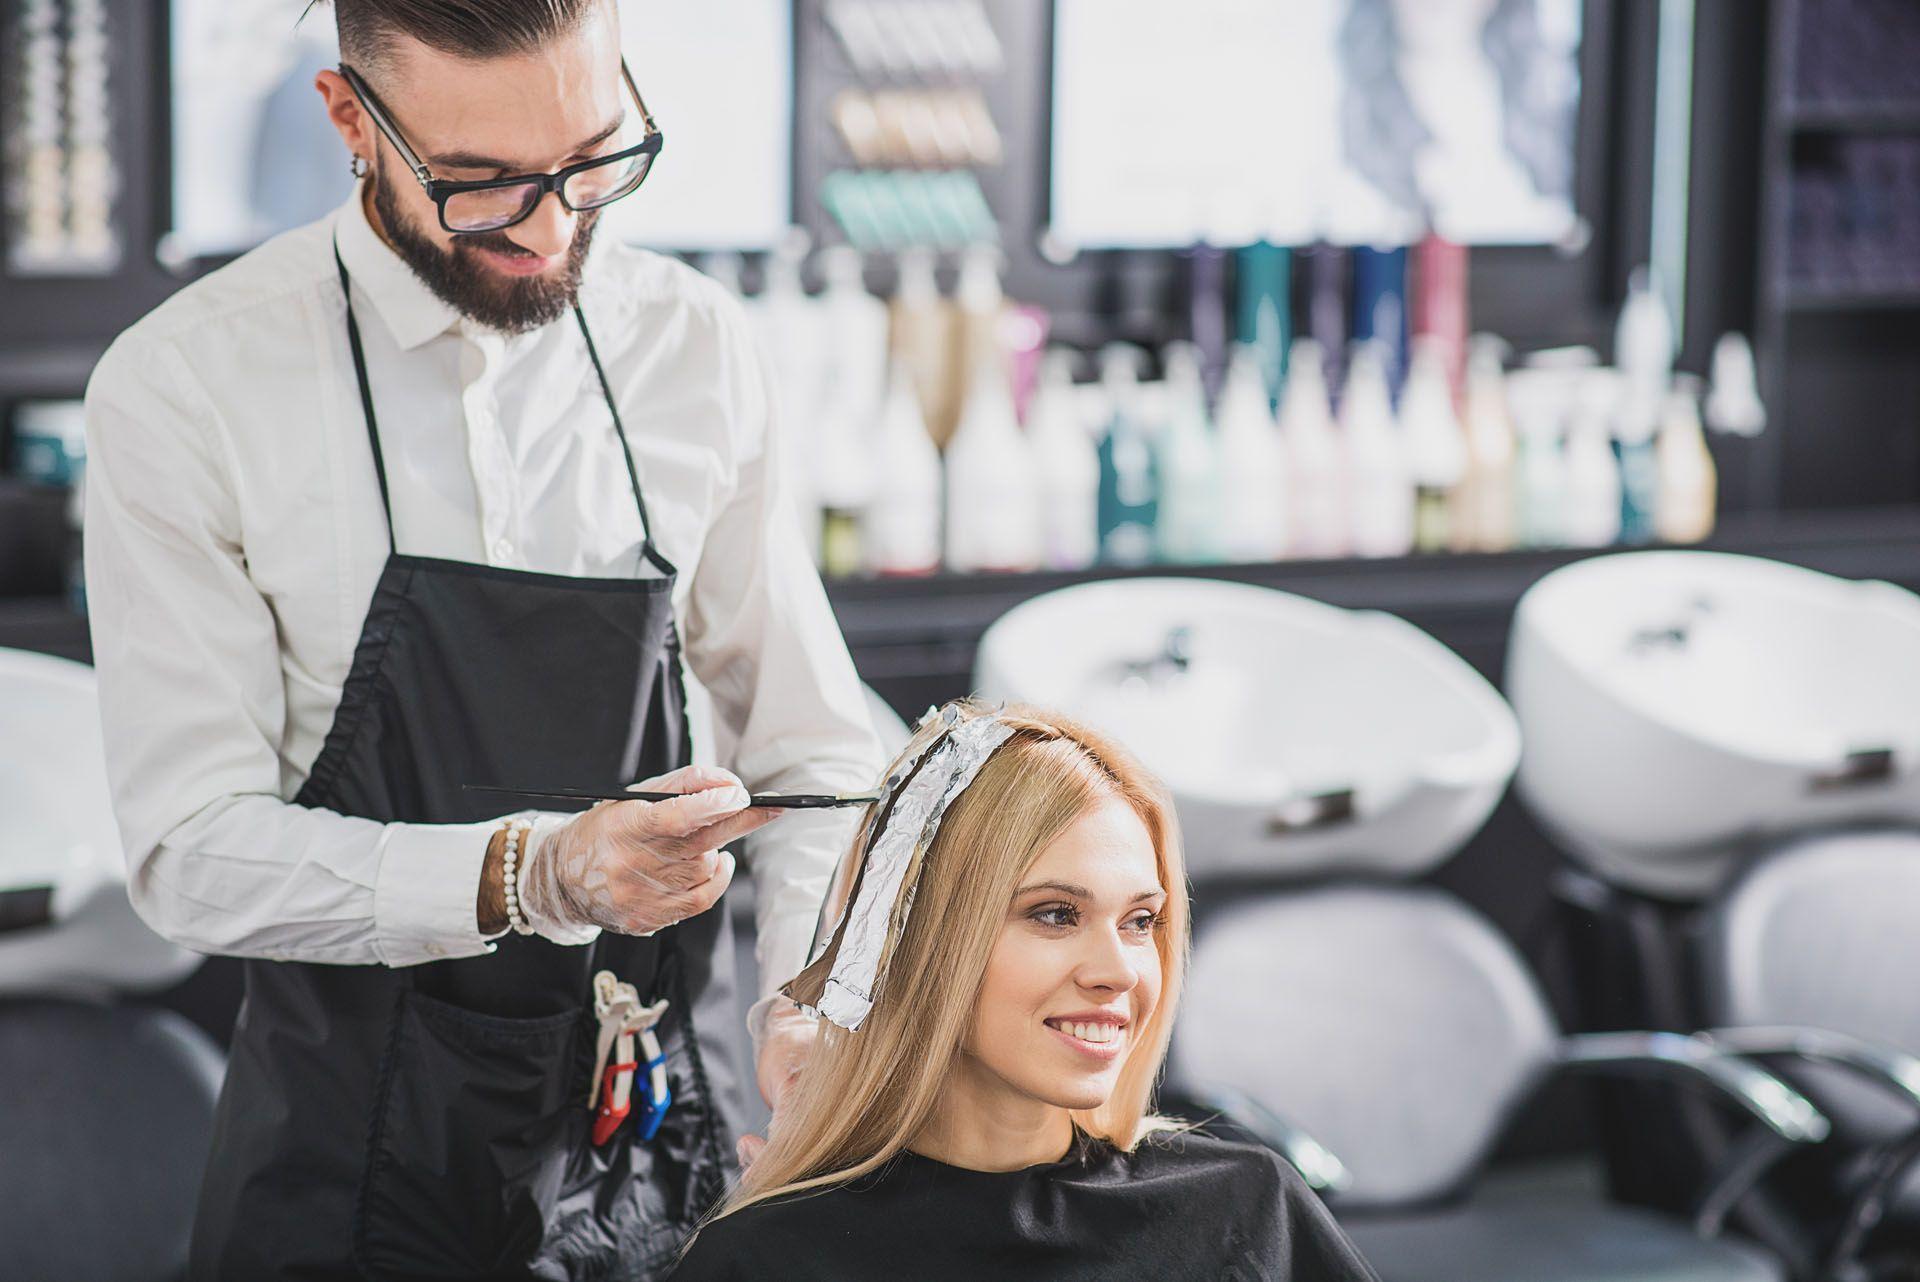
[{"left": 1074, "top": 926, "right": 1143, "bottom": 994}]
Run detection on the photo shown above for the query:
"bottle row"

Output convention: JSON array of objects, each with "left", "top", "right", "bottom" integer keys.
[{"left": 707, "top": 237, "right": 1768, "bottom": 580}]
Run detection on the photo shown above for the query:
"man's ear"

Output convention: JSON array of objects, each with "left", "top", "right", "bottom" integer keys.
[{"left": 314, "top": 69, "right": 375, "bottom": 170}]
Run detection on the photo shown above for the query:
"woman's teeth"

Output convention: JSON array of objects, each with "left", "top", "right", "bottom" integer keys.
[{"left": 1050, "top": 1020, "right": 1120, "bottom": 1044}]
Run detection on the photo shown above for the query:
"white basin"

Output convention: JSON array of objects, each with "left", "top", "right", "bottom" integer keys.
[
  {"left": 1507, "top": 552, "right": 1920, "bottom": 899},
  {"left": 0, "top": 648, "right": 200, "bottom": 997},
  {"left": 975, "top": 578, "right": 1520, "bottom": 879}
]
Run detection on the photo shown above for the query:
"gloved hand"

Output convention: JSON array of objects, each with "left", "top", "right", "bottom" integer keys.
[
  {"left": 737, "top": 993, "right": 820, "bottom": 1168},
  {"left": 519, "top": 764, "right": 780, "bottom": 939}
]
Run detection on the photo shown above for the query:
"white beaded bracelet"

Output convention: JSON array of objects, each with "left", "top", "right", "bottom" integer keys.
[{"left": 500, "top": 818, "right": 535, "bottom": 937}]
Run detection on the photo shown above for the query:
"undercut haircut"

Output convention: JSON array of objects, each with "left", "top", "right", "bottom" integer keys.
[{"left": 316, "top": 0, "right": 605, "bottom": 81}]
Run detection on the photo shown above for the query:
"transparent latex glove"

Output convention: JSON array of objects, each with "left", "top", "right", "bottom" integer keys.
[
  {"left": 519, "top": 764, "right": 780, "bottom": 938},
  {"left": 737, "top": 994, "right": 820, "bottom": 1168}
]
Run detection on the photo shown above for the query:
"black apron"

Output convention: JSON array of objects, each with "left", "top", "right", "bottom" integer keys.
[{"left": 189, "top": 251, "right": 739, "bottom": 1282}]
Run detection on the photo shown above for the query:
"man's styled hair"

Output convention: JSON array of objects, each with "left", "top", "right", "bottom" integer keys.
[{"left": 324, "top": 0, "right": 605, "bottom": 79}]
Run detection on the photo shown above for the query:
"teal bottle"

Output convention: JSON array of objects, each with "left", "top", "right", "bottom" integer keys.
[
  {"left": 1096, "top": 344, "right": 1160, "bottom": 565},
  {"left": 1236, "top": 241, "right": 1292, "bottom": 412}
]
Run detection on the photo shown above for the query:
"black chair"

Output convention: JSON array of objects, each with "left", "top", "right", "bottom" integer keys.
[
  {"left": 1691, "top": 829, "right": 1920, "bottom": 1279},
  {"left": 0, "top": 999, "right": 224, "bottom": 1282},
  {"left": 1167, "top": 883, "right": 1830, "bottom": 1282}
]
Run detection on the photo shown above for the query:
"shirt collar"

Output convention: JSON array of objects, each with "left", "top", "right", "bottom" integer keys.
[{"left": 333, "top": 185, "right": 462, "bottom": 352}]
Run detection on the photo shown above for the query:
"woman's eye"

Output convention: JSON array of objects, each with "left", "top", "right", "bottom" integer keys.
[
  {"left": 1031, "top": 904, "right": 1078, "bottom": 928},
  {"left": 1126, "top": 911, "right": 1164, "bottom": 934}
]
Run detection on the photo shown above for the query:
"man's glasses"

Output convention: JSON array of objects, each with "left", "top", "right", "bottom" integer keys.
[{"left": 340, "top": 60, "right": 663, "bottom": 235}]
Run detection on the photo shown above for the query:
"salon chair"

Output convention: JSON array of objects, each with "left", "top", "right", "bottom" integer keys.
[
  {"left": 1167, "top": 883, "right": 1829, "bottom": 1282},
  {"left": 0, "top": 647, "right": 222, "bottom": 1282},
  {"left": 1679, "top": 829, "right": 1920, "bottom": 1279},
  {"left": 0, "top": 1001, "right": 223, "bottom": 1282}
]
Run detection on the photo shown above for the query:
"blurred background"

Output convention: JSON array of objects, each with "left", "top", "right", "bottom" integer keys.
[{"left": 5, "top": 2, "right": 1920, "bottom": 1280}]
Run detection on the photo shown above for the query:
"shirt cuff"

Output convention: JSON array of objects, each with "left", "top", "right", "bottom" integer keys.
[
  {"left": 372, "top": 819, "right": 500, "bottom": 967},
  {"left": 519, "top": 811, "right": 603, "bottom": 947}
]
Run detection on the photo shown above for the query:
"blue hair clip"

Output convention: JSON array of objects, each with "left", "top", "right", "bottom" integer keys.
[{"left": 635, "top": 1052, "right": 672, "bottom": 1141}]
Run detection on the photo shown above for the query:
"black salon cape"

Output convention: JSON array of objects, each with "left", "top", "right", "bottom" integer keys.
[{"left": 669, "top": 1128, "right": 1379, "bottom": 1281}]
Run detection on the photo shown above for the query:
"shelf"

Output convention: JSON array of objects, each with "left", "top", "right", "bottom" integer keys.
[
  {"left": 1784, "top": 102, "right": 1920, "bottom": 134},
  {"left": 1783, "top": 286, "right": 1920, "bottom": 312},
  {"left": 0, "top": 341, "right": 107, "bottom": 401}
]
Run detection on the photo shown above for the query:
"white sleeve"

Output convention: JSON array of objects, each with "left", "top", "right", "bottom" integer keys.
[
  {"left": 84, "top": 333, "right": 499, "bottom": 968},
  {"left": 679, "top": 301, "right": 883, "bottom": 999}
]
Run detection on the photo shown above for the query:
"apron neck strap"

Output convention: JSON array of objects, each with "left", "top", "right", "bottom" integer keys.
[
  {"left": 333, "top": 243, "right": 398, "bottom": 555},
  {"left": 573, "top": 304, "right": 669, "bottom": 574},
  {"left": 330, "top": 236, "right": 672, "bottom": 576}
]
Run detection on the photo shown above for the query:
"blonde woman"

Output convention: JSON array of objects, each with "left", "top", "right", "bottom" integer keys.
[{"left": 671, "top": 702, "right": 1377, "bottom": 1281}]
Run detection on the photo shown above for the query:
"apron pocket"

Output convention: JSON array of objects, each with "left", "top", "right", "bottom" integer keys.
[{"left": 355, "top": 989, "right": 585, "bottom": 1278}]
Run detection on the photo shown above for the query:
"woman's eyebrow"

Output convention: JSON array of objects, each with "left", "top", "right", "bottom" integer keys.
[
  {"left": 1015, "top": 881, "right": 1165, "bottom": 904},
  {"left": 1016, "top": 880, "right": 1088, "bottom": 898}
]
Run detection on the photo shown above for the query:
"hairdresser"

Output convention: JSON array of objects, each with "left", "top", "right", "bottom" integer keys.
[{"left": 81, "top": 1, "right": 879, "bottom": 1276}]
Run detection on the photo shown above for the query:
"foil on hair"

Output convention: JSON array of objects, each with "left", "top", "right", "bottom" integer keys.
[{"left": 805, "top": 711, "right": 1018, "bottom": 1031}]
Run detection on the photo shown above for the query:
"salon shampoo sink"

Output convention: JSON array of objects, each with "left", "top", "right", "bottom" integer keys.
[
  {"left": 975, "top": 579, "right": 1520, "bottom": 879},
  {"left": 1507, "top": 551, "right": 1920, "bottom": 899},
  {"left": 0, "top": 648, "right": 199, "bottom": 996}
]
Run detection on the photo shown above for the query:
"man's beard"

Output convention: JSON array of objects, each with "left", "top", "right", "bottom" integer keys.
[{"left": 372, "top": 167, "right": 600, "bottom": 335}]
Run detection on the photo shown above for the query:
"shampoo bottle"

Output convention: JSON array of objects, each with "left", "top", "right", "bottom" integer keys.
[
  {"left": 944, "top": 343, "right": 1041, "bottom": 573},
  {"left": 1399, "top": 338, "right": 1468, "bottom": 554},
  {"left": 1216, "top": 343, "right": 1290, "bottom": 562},
  {"left": 1155, "top": 342, "right": 1225, "bottom": 564},
  {"left": 1656, "top": 375, "right": 1717, "bottom": 544},
  {"left": 1562, "top": 369, "right": 1625, "bottom": 548},
  {"left": 1457, "top": 336, "right": 1517, "bottom": 552},
  {"left": 1096, "top": 343, "right": 1160, "bottom": 566},
  {"left": 1279, "top": 338, "right": 1347, "bottom": 558},
  {"left": 865, "top": 359, "right": 944, "bottom": 576},
  {"left": 1028, "top": 350, "right": 1100, "bottom": 571},
  {"left": 1341, "top": 341, "right": 1414, "bottom": 558}
]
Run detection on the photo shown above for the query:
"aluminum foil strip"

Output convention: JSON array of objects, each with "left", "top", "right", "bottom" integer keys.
[{"left": 811, "top": 711, "right": 1017, "bottom": 1030}]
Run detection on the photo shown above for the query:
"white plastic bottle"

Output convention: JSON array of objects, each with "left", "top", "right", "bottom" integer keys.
[
  {"left": 1613, "top": 267, "right": 1672, "bottom": 546},
  {"left": 1278, "top": 338, "right": 1346, "bottom": 558},
  {"left": 812, "top": 245, "right": 891, "bottom": 576},
  {"left": 1506, "top": 368, "right": 1570, "bottom": 548},
  {"left": 1705, "top": 333, "right": 1767, "bottom": 438},
  {"left": 1215, "top": 344, "right": 1290, "bottom": 561},
  {"left": 1562, "top": 369, "right": 1625, "bottom": 548},
  {"left": 865, "top": 359, "right": 944, "bottom": 576},
  {"left": 1341, "top": 341, "right": 1414, "bottom": 558},
  {"left": 1457, "top": 336, "right": 1517, "bottom": 553},
  {"left": 945, "top": 345, "right": 1042, "bottom": 573},
  {"left": 1027, "top": 350, "right": 1100, "bottom": 571},
  {"left": 1155, "top": 343, "right": 1225, "bottom": 564},
  {"left": 1656, "top": 375, "right": 1718, "bottom": 544},
  {"left": 1615, "top": 265, "right": 1675, "bottom": 424},
  {"left": 753, "top": 228, "right": 828, "bottom": 562},
  {"left": 1399, "top": 339, "right": 1468, "bottom": 554}
]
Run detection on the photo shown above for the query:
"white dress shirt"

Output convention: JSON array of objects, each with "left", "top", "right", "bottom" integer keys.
[{"left": 83, "top": 190, "right": 880, "bottom": 996}]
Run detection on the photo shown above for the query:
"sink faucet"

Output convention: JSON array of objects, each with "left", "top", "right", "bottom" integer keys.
[
  {"left": 1115, "top": 626, "right": 1193, "bottom": 685},
  {"left": 1629, "top": 595, "right": 1715, "bottom": 653}
]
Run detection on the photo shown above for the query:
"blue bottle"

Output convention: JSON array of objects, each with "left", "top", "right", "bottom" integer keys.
[{"left": 1352, "top": 246, "right": 1410, "bottom": 401}]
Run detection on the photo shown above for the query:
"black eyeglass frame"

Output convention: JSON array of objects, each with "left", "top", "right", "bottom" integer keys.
[{"left": 339, "top": 59, "right": 663, "bottom": 234}]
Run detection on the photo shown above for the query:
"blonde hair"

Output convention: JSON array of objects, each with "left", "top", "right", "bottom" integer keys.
[{"left": 715, "top": 703, "right": 1190, "bottom": 1221}]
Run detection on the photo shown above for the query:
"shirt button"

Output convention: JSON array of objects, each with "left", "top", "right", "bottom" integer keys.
[
  {"left": 424, "top": 943, "right": 444, "bottom": 958},
  {"left": 493, "top": 539, "right": 514, "bottom": 560}
]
